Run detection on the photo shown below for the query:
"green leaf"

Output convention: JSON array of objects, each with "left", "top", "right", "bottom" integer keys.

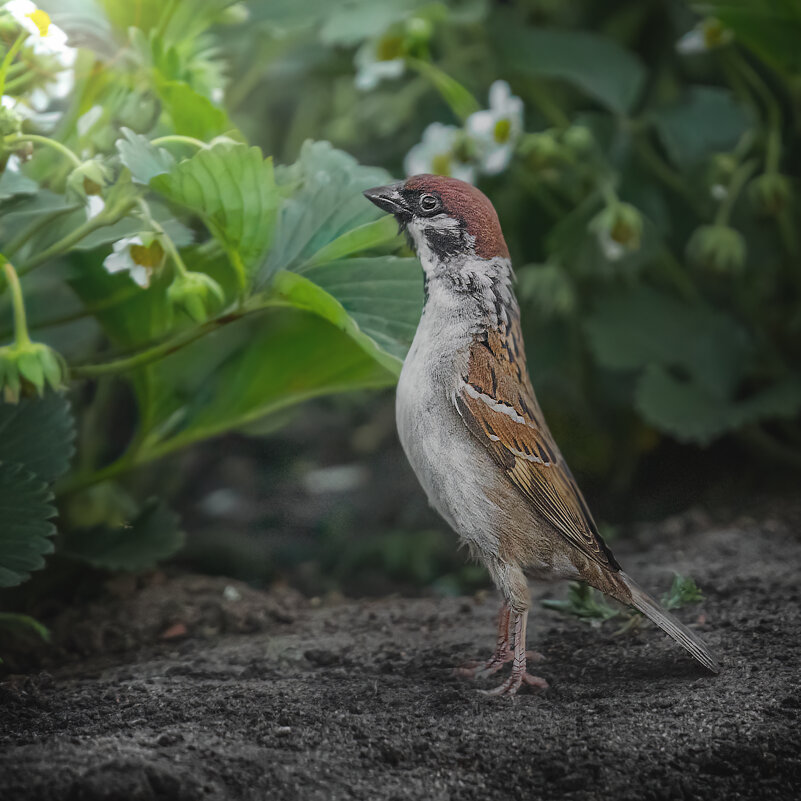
[
  {"left": 293, "top": 256, "right": 423, "bottom": 363},
  {"left": 135, "top": 306, "right": 398, "bottom": 459},
  {"left": 541, "top": 582, "right": 620, "bottom": 622},
  {"left": 408, "top": 59, "right": 481, "bottom": 121},
  {"left": 116, "top": 129, "right": 176, "bottom": 184},
  {"left": 61, "top": 498, "right": 185, "bottom": 572},
  {"left": 0, "top": 393, "right": 76, "bottom": 482},
  {"left": 0, "top": 612, "right": 50, "bottom": 642},
  {"left": 302, "top": 216, "right": 400, "bottom": 268},
  {"left": 0, "top": 169, "right": 38, "bottom": 201},
  {"left": 635, "top": 366, "right": 801, "bottom": 444},
  {"left": 584, "top": 286, "right": 752, "bottom": 397},
  {"left": 318, "top": 0, "right": 428, "bottom": 45},
  {"left": 694, "top": 0, "right": 801, "bottom": 75},
  {"left": 151, "top": 142, "right": 279, "bottom": 279},
  {"left": 74, "top": 206, "right": 194, "bottom": 251},
  {"left": 258, "top": 140, "right": 392, "bottom": 285},
  {"left": 652, "top": 87, "right": 752, "bottom": 167},
  {"left": 155, "top": 79, "right": 232, "bottom": 141},
  {"left": 0, "top": 462, "right": 56, "bottom": 588},
  {"left": 495, "top": 17, "right": 646, "bottom": 114},
  {"left": 661, "top": 574, "right": 703, "bottom": 611}
]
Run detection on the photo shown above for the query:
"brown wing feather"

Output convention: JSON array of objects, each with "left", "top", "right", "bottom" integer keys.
[{"left": 455, "top": 317, "right": 619, "bottom": 571}]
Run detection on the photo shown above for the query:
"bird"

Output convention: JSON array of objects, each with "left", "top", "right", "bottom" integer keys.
[{"left": 363, "top": 174, "right": 720, "bottom": 695}]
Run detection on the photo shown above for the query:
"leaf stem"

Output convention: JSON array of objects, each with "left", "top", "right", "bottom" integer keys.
[
  {"left": 1, "top": 259, "right": 31, "bottom": 346},
  {"left": 714, "top": 159, "right": 757, "bottom": 226},
  {"left": 4, "top": 133, "right": 82, "bottom": 169},
  {"left": 16, "top": 201, "right": 135, "bottom": 277},
  {"left": 151, "top": 134, "right": 207, "bottom": 150},
  {"left": 69, "top": 299, "right": 281, "bottom": 379},
  {"left": 0, "top": 32, "right": 26, "bottom": 96}
]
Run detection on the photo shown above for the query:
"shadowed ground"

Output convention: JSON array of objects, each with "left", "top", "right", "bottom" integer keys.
[{"left": 1, "top": 512, "right": 800, "bottom": 801}]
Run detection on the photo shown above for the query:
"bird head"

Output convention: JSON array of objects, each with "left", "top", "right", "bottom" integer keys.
[{"left": 363, "top": 175, "right": 509, "bottom": 267}]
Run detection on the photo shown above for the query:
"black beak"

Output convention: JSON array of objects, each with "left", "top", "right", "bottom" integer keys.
[{"left": 363, "top": 183, "right": 411, "bottom": 220}]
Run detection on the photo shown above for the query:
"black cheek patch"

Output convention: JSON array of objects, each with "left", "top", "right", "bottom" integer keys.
[{"left": 424, "top": 227, "right": 464, "bottom": 259}]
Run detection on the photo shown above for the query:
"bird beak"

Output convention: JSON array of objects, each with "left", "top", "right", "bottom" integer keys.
[{"left": 363, "top": 183, "right": 411, "bottom": 221}]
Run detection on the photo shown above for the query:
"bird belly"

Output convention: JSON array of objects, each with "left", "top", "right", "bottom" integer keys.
[{"left": 397, "top": 346, "right": 581, "bottom": 580}]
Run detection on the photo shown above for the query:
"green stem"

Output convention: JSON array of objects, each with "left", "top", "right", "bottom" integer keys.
[
  {"left": 4, "top": 133, "right": 82, "bottom": 169},
  {"left": 659, "top": 247, "right": 700, "bottom": 303},
  {"left": 136, "top": 197, "right": 189, "bottom": 276},
  {"left": 634, "top": 134, "right": 705, "bottom": 216},
  {"left": 151, "top": 134, "right": 207, "bottom": 150},
  {"left": 714, "top": 159, "right": 757, "bottom": 226},
  {"left": 69, "top": 299, "right": 282, "bottom": 379},
  {"left": 728, "top": 50, "right": 782, "bottom": 174},
  {"left": 1, "top": 260, "right": 31, "bottom": 346},
  {"left": 4, "top": 203, "right": 81, "bottom": 258},
  {"left": 406, "top": 58, "right": 480, "bottom": 122},
  {"left": 0, "top": 32, "right": 26, "bottom": 96},
  {"left": 16, "top": 203, "right": 134, "bottom": 277}
]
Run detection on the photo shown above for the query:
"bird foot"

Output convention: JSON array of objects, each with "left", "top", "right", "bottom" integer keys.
[
  {"left": 454, "top": 649, "right": 544, "bottom": 680},
  {"left": 480, "top": 670, "right": 549, "bottom": 697}
]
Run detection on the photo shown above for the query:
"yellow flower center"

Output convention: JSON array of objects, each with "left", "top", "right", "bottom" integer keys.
[
  {"left": 26, "top": 9, "right": 51, "bottom": 37},
  {"left": 130, "top": 240, "right": 164, "bottom": 268},
  {"left": 376, "top": 35, "right": 404, "bottom": 62},
  {"left": 431, "top": 152, "right": 451, "bottom": 176},
  {"left": 494, "top": 118, "right": 511, "bottom": 144}
]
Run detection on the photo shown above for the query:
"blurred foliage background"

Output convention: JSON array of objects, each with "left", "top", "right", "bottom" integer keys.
[{"left": 1, "top": 0, "right": 801, "bottom": 617}]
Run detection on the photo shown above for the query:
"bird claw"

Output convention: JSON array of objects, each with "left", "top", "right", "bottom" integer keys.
[
  {"left": 454, "top": 649, "right": 545, "bottom": 680},
  {"left": 480, "top": 671, "right": 549, "bottom": 697}
]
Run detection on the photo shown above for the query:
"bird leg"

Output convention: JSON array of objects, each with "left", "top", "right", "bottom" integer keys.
[
  {"left": 482, "top": 609, "right": 548, "bottom": 696},
  {"left": 454, "top": 601, "right": 512, "bottom": 679},
  {"left": 455, "top": 602, "right": 545, "bottom": 683}
]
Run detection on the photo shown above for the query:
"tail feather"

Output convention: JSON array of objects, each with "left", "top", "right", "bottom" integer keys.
[{"left": 619, "top": 572, "right": 720, "bottom": 674}]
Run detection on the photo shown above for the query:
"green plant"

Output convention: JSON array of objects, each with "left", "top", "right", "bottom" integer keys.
[
  {"left": 0, "top": 1, "right": 421, "bottom": 596},
  {"left": 541, "top": 573, "right": 706, "bottom": 630}
]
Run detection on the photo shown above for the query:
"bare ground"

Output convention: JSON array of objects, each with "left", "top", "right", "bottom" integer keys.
[{"left": 1, "top": 511, "right": 800, "bottom": 801}]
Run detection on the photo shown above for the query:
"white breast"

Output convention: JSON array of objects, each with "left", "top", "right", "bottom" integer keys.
[{"left": 395, "top": 281, "right": 507, "bottom": 560}]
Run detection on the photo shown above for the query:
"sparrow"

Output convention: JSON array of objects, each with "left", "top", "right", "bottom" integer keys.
[{"left": 364, "top": 175, "right": 720, "bottom": 695}]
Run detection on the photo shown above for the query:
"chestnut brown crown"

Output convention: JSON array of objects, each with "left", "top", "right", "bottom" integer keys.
[{"left": 364, "top": 174, "right": 510, "bottom": 261}]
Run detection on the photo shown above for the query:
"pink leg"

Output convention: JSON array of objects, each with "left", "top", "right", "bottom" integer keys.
[
  {"left": 482, "top": 609, "right": 548, "bottom": 696},
  {"left": 455, "top": 602, "right": 545, "bottom": 683},
  {"left": 454, "top": 601, "right": 512, "bottom": 679}
]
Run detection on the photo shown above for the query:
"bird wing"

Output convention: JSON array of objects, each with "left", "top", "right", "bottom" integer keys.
[{"left": 453, "top": 316, "right": 619, "bottom": 571}]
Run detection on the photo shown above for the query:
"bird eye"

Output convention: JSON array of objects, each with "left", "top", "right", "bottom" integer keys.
[{"left": 419, "top": 194, "right": 439, "bottom": 213}]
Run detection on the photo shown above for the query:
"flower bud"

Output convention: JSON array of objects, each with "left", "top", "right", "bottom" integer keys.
[
  {"left": 748, "top": 173, "right": 792, "bottom": 217},
  {"left": 0, "top": 103, "right": 22, "bottom": 137},
  {"left": 562, "top": 125, "right": 594, "bottom": 154},
  {"left": 589, "top": 202, "right": 643, "bottom": 261},
  {"left": 66, "top": 158, "right": 111, "bottom": 201},
  {"left": 116, "top": 91, "right": 161, "bottom": 135},
  {"left": 519, "top": 131, "right": 560, "bottom": 169},
  {"left": 167, "top": 272, "right": 225, "bottom": 324},
  {"left": 687, "top": 224, "right": 746, "bottom": 273},
  {"left": 0, "top": 341, "right": 68, "bottom": 403}
]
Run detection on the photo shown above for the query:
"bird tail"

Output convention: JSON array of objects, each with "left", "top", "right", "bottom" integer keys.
[{"left": 618, "top": 572, "right": 720, "bottom": 674}]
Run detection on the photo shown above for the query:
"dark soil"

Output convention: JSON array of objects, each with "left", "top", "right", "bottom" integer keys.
[{"left": 1, "top": 511, "right": 800, "bottom": 801}]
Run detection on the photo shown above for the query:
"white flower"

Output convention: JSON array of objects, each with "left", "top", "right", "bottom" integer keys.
[
  {"left": 466, "top": 80, "right": 524, "bottom": 175},
  {"left": 404, "top": 122, "right": 477, "bottom": 183},
  {"left": 2, "top": 1, "right": 76, "bottom": 64},
  {"left": 85, "top": 194, "right": 104, "bottom": 220},
  {"left": 2, "top": 2, "right": 76, "bottom": 129},
  {"left": 354, "top": 32, "right": 406, "bottom": 91},
  {"left": 103, "top": 236, "right": 162, "bottom": 288},
  {"left": 677, "top": 18, "right": 733, "bottom": 54}
]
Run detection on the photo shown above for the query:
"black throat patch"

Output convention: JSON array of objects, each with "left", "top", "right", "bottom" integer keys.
[{"left": 423, "top": 225, "right": 465, "bottom": 260}]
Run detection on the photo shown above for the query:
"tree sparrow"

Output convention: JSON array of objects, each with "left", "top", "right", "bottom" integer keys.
[{"left": 364, "top": 175, "right": 719, "bottom": 695}]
